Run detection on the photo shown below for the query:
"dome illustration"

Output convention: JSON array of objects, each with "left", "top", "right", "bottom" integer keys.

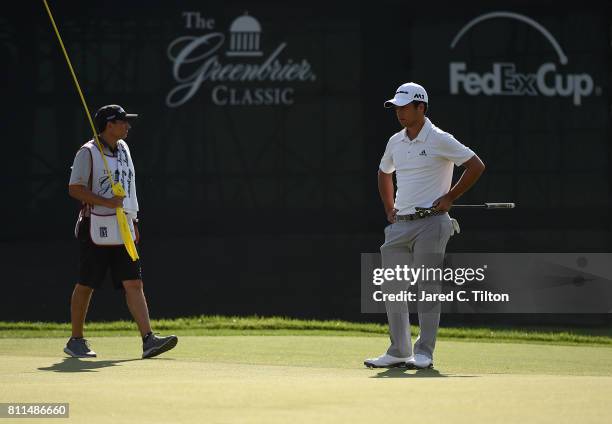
[
  {"left": 227, "top": 12, "right": 263, "bottom": 57},
  {"left": 230, "top": 14, "right": 261, "bottom": 33}
]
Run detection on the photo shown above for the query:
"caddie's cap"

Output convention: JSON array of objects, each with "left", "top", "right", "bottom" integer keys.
[
  {"left": 94, "top": 104, "right": 138, "bottom": 132},
  {"left": 384, "top": 82, "right": 428, "bottom": 108}
]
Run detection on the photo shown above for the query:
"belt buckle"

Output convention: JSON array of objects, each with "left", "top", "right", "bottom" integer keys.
[{"left": 415, "top": 207, "right": 436, "bottom": 219}]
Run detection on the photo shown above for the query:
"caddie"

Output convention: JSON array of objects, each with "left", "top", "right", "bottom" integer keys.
[
  {"left": 64, "top": 104, "right": 178, "bottom": 359},
  {"left": 365, "top": 83, "right": 485, "bottom": 369}
]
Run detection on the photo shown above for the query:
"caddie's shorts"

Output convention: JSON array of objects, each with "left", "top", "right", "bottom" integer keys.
[{"left": 77, "top": 217, "right": 142, "bottom": 290}]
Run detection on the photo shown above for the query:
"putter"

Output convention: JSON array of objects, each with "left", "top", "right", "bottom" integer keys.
[{"left": 413, "top": 203, "right": 515, "bottom": 218}]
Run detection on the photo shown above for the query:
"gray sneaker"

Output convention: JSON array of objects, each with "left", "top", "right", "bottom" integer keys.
[
  {"left": 64, "top": 337, "right": 97, "bottom": 358},
  {"left": 142, "top": 333, "right": 178, "bottom": 359}
]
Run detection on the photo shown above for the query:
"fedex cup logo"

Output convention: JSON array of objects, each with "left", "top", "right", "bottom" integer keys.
[
  {"left": 449, "top": 11, "right": 599, "bottom": 106},
  {"left": 167, "top": 11, "right": 317, "bottom": 107}
]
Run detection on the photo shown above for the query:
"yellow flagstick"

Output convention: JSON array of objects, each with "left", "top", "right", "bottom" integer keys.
[{"left": 43, "top": 0, "right": 139, "bottom": 261}]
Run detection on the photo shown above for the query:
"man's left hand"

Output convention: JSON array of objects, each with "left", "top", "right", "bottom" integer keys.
[{"left": 433, "top": 193, "right": 454, "bottom": 212}]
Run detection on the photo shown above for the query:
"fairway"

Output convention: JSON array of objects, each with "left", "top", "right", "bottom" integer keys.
[{"left": 1, "top": 335, "right": 612, "bottom": 423}]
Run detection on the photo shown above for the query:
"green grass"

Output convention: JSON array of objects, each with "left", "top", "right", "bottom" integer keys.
[
  {"left": 1, "top": 336, "right": 611, "bottom": 423},
  {"left": 1, "top": 316, "right": 611, "bottom": 346}
]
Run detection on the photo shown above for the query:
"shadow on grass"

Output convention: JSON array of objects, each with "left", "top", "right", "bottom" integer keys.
[
  {"left": 37, "top": 356, "right": 173, "bottom": 373},
  {"left": 370, "top": 367, "right": 478, "bottom": 378}
]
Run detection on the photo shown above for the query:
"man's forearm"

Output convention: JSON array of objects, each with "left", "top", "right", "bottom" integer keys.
[
  {"left": 377, "top": 170, "right": 395, "bottom": 211},
  {"left": 69, "top": 184, "right": 113, "bottom": 208},
  {"left": 448, "top": 156, "right": 485, "bottom": 201}
]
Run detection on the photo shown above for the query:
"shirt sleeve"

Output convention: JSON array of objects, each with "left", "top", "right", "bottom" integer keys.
[
  {"left": 379, "top": 140, "right": 395, "bottom": 174},
  {"left": 437, "top": 133, "right": 475, "bottom": 166},
  {"left": 69, "top": 148, "right": 91, "bottom": 187}
]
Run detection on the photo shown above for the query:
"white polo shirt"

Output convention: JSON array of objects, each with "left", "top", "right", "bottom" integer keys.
[{"left": 379, "top": 117, "right": 475, "bottom": 215}]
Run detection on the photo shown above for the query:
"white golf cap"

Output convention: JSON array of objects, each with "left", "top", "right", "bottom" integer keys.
[{"left": 384, "top": 82, "right": 428, "bottom": 108}]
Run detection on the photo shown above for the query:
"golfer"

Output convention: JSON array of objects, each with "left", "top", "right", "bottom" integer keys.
[
  {"left": 365, "top": 83, "right": 485, "bottom": 369},
  {"left": 64, "top": 104, "right": 178, "bottom": 359}
]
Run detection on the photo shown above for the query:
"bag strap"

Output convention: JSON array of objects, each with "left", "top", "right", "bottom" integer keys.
[{"left": 79, "top": 147, "right": 94, "bottom": 217}]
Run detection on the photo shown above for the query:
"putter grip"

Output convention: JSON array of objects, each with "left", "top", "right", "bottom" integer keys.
[{"left": 485, "top": 202, "right": 515, "bottom": 209}]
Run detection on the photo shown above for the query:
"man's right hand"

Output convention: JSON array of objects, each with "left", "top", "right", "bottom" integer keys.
[
  {"left": 104, "top": 195, "right": 125, "bottom": 209},
  {"left": 386, "top": 208, "right": 398, "bottom": 224},
  {"left": 69, "top": 185, "right": 126, "bottom": 209}
]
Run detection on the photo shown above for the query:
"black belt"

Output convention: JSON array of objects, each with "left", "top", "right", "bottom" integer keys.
[{"left": 396, "top": 207, "right": 444, "bottom": 221}]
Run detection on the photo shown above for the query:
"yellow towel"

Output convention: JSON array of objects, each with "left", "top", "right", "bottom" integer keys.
[{"left": 112, "top": 183, "right": 139, "bottom": 261}]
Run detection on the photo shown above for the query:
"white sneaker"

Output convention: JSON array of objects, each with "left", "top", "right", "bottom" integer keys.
[
  {"left": 406, "top": 354, "right": 433, "bottom": 369},
  {"left": 364, "top": 353, "right": 411, "bottom": 368}
]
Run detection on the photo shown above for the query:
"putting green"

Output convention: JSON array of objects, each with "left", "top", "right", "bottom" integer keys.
[{"left": 1, "top": 336, "right": 611, "bottom": 423}]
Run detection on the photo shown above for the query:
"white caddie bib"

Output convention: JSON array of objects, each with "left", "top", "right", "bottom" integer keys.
[{"left": 83, "top": 141, "right": 136, "bottom": 246}]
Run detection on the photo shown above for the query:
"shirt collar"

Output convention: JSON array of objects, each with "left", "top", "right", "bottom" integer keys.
[
  {"left": 402, "top": 117, "right": 433, "bottom": 144},
  {"left": 96, "top": 136, "right": 119, "bottom": 155}
]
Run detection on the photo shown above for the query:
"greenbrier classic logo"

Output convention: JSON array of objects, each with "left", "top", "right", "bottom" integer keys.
[{"left": 166, "top": 11, "right": 317, "bottom": 108}]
